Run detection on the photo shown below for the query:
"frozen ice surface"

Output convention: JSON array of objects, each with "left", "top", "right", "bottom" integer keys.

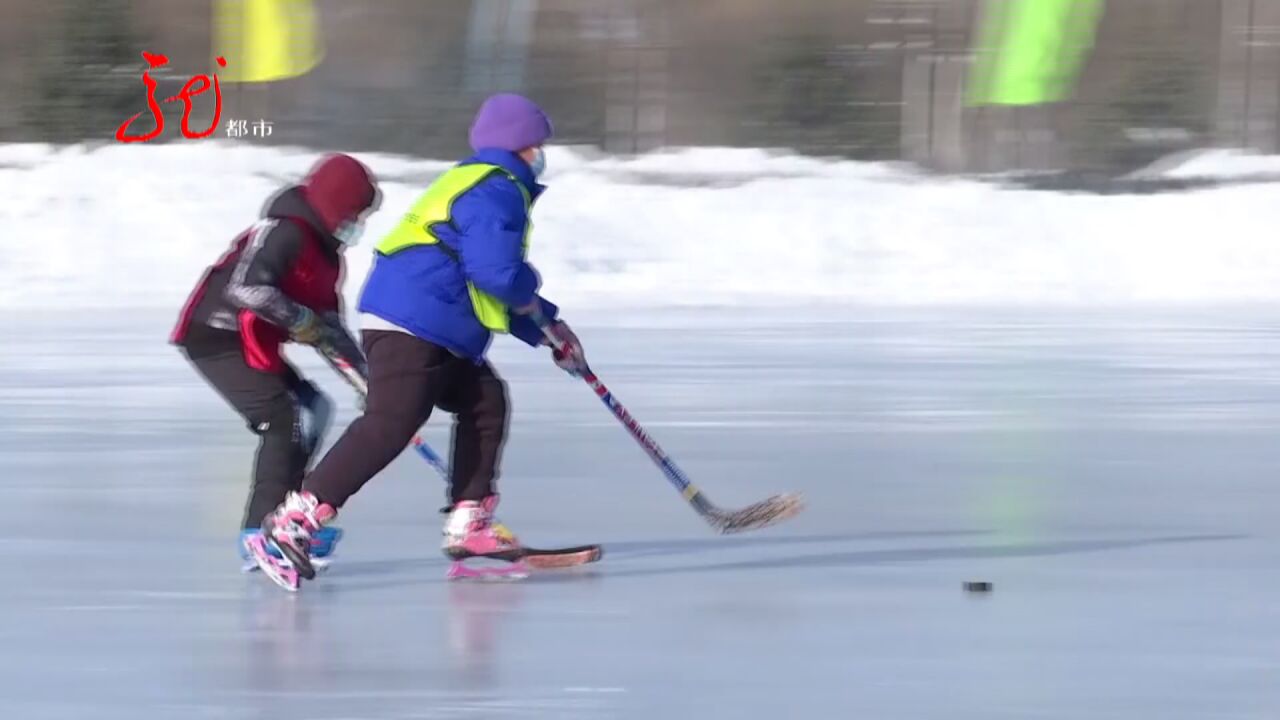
[{"left": 1, "top": 307, "right": 1278, "bottom": 719}]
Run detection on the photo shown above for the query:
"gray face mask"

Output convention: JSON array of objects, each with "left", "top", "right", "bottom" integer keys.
[
  {"left": 528, "top": 147, "right": 547, "bottom": 178},
  {"left": 333, "top": 219, "right": 365, "bottom": 246}
]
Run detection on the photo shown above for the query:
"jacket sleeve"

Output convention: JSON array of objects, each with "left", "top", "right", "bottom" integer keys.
[
  {"left": 223, "top": 219, "right": 310, "bottom": 330},
  {"left": 450, "top": 179, "right": 541, "bottom": 309}
]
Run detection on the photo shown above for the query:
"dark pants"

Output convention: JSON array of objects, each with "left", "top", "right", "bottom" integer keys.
[
  {"left": 187, "top": 350, "right": 327, "bottom": 529},
  {"left": 303, "top": 330, "right": 509, "bottom": 509}
]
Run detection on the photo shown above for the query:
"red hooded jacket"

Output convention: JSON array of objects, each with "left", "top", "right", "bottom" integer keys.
[{"left": 171, "top": 154, "right": 380, "bottom": 374}]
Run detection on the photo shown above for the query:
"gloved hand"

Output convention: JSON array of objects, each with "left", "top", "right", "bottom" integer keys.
[
  {"left": 546, "top": 320, "right": 587, "bottom": 376},
  {"left": 288, "top": 308, "right": 325, "bottom": 345}
]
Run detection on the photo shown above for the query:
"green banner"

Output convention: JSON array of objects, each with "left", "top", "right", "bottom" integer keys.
[{"left": 967, "top": 0, "right": 1105, "bottom": 106}]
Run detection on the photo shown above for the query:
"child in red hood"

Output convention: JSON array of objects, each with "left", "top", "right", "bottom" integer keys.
[{"left": 170, "top": 153, "right": 380, "bottom": 570}]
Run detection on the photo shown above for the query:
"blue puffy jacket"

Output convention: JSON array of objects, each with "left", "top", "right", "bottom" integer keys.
[{"left": 357, "top": 148, "right": 559, "bottom": 361}]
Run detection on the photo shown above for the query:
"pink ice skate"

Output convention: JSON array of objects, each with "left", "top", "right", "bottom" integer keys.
[
  {"left": 255, "top": 490, "right": 337, "bottom": 587},
  {"left": 442, "top": 497, "right": 529, "bottom": 580},
  {"left": 244, "top": 531, "right": 300, "bottom": 591}
]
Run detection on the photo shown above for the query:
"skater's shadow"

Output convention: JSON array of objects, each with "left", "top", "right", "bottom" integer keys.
[
  {"left": 599, "top": 529, "right": 991, "bottom": 560},
  {"left": 328, "top": 529, "right": 989, "bottom": 589},
  {"left": 328, "top": 559, "right": 605, "bottom": 592},
  {"left": 602, "top": 533, "right": 1247, "bottom": 580},
  {"left": 323, "top": 531, "right": 1245, "bottom": 591}
]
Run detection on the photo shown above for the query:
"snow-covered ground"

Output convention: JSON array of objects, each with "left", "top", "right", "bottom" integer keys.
[{"left": 3, "top": 142, "right": 1280, "bottom": 313}]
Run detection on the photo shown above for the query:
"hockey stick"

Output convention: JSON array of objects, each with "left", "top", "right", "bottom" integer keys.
[
  {"left": 316, "top": 344, "right": 603, "bottom": 568},
  {"left": 527, "top": 309, "right": 804, "bottom": 534}
]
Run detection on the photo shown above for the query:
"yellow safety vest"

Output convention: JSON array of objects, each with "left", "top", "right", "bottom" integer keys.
[{"left": 375, "top": 163, "right": 532, "bottom": 333}]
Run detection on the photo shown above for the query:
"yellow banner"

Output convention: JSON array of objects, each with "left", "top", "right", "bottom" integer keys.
[{"left": 215, "top": 0, "right": 324, "bottom": 83}]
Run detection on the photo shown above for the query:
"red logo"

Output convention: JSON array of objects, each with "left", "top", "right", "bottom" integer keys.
[{"left": 116, "top": 52, "right": 227, "bottom": 143}]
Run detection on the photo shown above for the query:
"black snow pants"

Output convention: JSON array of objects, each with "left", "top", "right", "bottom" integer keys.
[
  {"left": 183, "top": 340, "right": 331, "bottom": 529},
  {"left": 302, "top": 329, "right": 510, "bottom": 510}
]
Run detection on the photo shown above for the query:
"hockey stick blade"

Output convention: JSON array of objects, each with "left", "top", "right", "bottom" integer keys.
[
  {"left": 705, "top": 492, "right": 805, "bottom": 534},
  {"left": 519, "top": 544, "right": 604, "bottom": 569}
]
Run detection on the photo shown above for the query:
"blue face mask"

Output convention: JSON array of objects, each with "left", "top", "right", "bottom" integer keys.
[
  {"left": 333, "top": 219, "right": 364, "bottom": 246},
  {"left": 528, "top": 147, "right": 546, "bottom": 178}
]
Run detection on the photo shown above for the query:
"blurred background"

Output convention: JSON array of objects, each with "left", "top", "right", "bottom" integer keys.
[{"left": 2, "top": 0, "right": 1277, "bottom": 178}]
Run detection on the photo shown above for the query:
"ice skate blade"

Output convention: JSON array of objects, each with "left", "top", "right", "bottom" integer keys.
[
  {"left": 245, "top": 535, "right": 299, "bottom": 592},
  {"left": 446, "top": 560, "right": 530, "bottom": 581},
  {"left": 242, "top": 556, "right": 331, "bottom": 574},
  {"left": 444, "top": 547, "right": 524, "bottom": 562},
  {"left": 273, "top": 540, "right": 317, "bottom": 581}
]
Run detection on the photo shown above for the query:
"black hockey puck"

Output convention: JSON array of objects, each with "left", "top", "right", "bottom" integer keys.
[{"left": 963, "top": 581, "right": 992, "bottom": 593}]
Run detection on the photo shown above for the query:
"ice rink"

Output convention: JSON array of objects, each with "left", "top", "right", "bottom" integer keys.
[{"left": 2, "top": 307, "right": 1277, "bottom": 719}]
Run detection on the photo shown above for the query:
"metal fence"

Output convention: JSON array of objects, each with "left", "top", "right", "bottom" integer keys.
[{"left": 2, "top": 0, "right": 1279, "bottom": 175}]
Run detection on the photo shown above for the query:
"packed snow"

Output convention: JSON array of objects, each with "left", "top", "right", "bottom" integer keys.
[{"left": 2, "top": 141, "right": 1280, "bottom": 312}]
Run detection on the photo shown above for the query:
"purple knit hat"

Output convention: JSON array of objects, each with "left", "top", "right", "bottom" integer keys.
[{"left": 468, "top": 93, "right": 554, "bottom": 152}]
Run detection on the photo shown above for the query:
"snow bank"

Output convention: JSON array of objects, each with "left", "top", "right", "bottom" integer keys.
[
  {"left": 2, "top": 141, "right": 1280, "bottom": 312},
  {"left": 1133, "top": 148, "right": 1280, "bottom": 180}
]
